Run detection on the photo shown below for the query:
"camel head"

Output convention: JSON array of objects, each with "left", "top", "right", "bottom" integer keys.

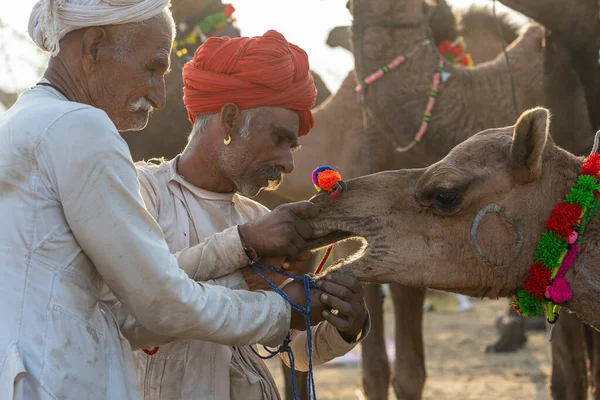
[{"left": 309, "top": 108, "right": 584, "bottom": 299}]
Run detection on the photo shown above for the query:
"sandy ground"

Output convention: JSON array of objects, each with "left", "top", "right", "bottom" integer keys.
[{"left": 264, "top": 290, "right": 559, "bottom": 399}]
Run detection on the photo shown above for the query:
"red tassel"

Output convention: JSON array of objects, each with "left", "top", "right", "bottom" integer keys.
[
  {"left": 317, "top": 170, "right": 342, "bottom": 192},
  {"left": 545, "top": 202, "right": 582, "bottom": 238},
  {"left": 581, "top": 153, "right": 600, "bottom": 177},
  {"left": 523, "top": 263, "right": 552, "bottom": 300}
]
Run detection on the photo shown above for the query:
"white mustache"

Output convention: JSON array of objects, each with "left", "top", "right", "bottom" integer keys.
[{"left": 130, "top": 98, "right": 152, "bottom": 112}]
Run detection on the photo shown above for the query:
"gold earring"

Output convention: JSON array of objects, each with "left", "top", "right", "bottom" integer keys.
[{"left": 224, "top": 136, "right": 231, "bottom": 145}]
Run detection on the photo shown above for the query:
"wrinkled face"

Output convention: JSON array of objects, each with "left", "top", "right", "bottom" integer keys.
[
  {"left": 91, "top": 16, "right": 173, "bottom": 131},
  {"left": 309, "top": 109, "right": 561, "bottom": 299},
  {"left": 220, "top": 107, "right": 300, "bottom": 198}
]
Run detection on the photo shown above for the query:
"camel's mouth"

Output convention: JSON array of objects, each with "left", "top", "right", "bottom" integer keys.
[
  {"left": 299, "top": 230, "right": 354, "bottom": 252},
  {"left": 301, "top": 225, "right": 376, "bottom": 280}
]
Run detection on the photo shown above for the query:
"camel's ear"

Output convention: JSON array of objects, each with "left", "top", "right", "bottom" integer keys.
[{"left": 509, "top": 107, "right": 550, "bottom": 183}]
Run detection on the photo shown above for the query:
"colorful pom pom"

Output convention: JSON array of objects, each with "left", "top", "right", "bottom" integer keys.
[
  {"left": 317, "top": 170, "right": 342, "bottom": 192},
  {"left": 311, "top": 165, "right": 346, "bottom": 200},
  {"left": 511, "top": 289, "right": 545, "bottom": 317},
  {"left": 523, "top": 263, "right": 552, "bottom": 300},
  {"left": 581, "top": 153, "right": 600, "bottom": 177},
  {"left": 545, "top": 202, "right": 582, "bottom": 238},
  {"left": 566, "top": 175, "right": 598, "bottom": 209},
  {"left": 545, "top": 278, "right": 573, "bottom": 303},
  {"left": 534, "top": 231, "right": 568, "bottom": 268}
]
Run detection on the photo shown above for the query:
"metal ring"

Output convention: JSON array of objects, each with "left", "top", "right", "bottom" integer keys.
[{"left": 330, "top": 309, "right": 339, "bottom": 316}]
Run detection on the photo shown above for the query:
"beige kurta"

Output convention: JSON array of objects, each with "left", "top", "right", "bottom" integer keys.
[
  {"left": 122, "top": 157, "right": 369, "bottom": 399},
  {"left": 0, "top": 85, "right": 291, "bottom": 400}
]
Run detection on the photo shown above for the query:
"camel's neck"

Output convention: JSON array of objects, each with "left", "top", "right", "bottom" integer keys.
[{"left": 565, "top": 197, "right": 600, "bottom": 330}]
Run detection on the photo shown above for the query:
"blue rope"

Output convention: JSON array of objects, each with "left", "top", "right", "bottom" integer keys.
[{"left": 249, "top": 262, "right": 323, "bottom": 400}]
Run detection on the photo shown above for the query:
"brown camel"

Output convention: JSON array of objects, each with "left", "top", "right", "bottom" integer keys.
[
  {"left": 265, "top": 0, "right": 546, "bottom": 396},
  {"left": 308, "top": 107, "right": 600, "bottom": 397}
]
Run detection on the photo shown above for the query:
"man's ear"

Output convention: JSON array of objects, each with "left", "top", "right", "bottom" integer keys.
[
  {"left": 220, "top": 103, "right": 243, "bottom": 141},
  {"left": 509, "top": 107, "right": 550, "bottom": 184},
  {"left": 81, "top": 27, "right": 107, "bottom": 72}
]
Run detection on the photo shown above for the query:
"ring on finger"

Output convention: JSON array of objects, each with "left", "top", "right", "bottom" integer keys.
[{"left": 330, "top": 308, "right": 339, "bottom": 316}]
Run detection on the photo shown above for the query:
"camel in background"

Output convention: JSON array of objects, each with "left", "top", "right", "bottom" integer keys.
[{"left": 326, "top": 1, "right": 521, "bottom": 64}]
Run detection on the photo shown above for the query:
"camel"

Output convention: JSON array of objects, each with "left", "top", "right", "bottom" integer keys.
[
  {"left": 307, "top": 107, "right": 600, "bottom": 397},
  {"left": 326, "top": 1, "right": 521, "bottom": 65},
  {"left": 496, "top": 0, "right": 600, "bottom": 131}
]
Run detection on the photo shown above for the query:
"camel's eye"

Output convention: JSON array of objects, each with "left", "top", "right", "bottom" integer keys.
[{"left": 432, "top": 188, "right": 462, "bottom": 213}]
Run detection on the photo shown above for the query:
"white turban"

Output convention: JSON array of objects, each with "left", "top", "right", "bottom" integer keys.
[{"left": 28, "top": 0, "right": 170, "bottom": 57}]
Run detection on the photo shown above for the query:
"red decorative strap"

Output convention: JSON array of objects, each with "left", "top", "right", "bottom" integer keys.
[
  {"left": 142, "top": 347, "right": 159, "bottom": 356},
  {"left": 314, "top": 245, "right": 334, "bottom": 275}
]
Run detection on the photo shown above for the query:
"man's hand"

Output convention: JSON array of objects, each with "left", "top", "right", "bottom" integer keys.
[
  {"left": 315, "top": 272, "right": 367, "bottom": 342},
  {"left": 240, "top": 257, "right": 287, "bottom": 291},
  {"left": 240, "top": 251, "right": 313, "bottom": 292},
  {"left": 282, "top": 279, "right": 330, "bottom": 330},
  {"left": 238, "top": 202, "right": 319, "bottom": 260}
]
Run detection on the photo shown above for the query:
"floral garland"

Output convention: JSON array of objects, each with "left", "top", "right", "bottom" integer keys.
[
  {"left": 437, "top": 37, "right": 474, "bottom": 68},
  {"left": 511, "top": 153, "right": 600, "bottom": 321},
  {"left": 172, "top": 4, "right": 236, "bottom": 60}
]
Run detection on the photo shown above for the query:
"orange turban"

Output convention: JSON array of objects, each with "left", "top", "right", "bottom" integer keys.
[{"left": 182, "top": 30, "right": 317, "bottom": 137}]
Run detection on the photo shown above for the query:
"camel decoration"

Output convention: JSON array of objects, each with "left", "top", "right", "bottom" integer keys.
[{"left": 308, "top": 107, "right": 600, "bottom": 398}]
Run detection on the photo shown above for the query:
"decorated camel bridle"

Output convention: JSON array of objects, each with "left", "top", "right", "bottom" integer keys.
[
  {"left": 352, "top": 16, "right": 442, "bottom": 171},
  {"left": 511, "top": 135, "right": 600, "bottom": 339}
]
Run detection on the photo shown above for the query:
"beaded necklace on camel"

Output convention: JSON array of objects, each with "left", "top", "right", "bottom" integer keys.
[
  {"left": 511, "top": 150, "right": 600, "bottom": 338},
  {"left": 355, "top": 37, "right": 474, "bottom": 153}
]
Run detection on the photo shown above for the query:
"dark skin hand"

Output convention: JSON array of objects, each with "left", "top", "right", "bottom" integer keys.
[
  {"left": 238, "top": 201, "right": 320, "bottom": 260},
  {"left": 240, "top": 251, "right": 312, "bottom": 291},
  {"left": 282, "top": 272, "right": 368, "bottom": 341},
  {"left": 316, "top": 272, "right": 368, "bottom": 342}
]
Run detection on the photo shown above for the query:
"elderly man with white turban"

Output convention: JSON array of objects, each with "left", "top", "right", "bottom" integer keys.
[{"left": 0, "top": 1, "right": 346, "bottom": 399}]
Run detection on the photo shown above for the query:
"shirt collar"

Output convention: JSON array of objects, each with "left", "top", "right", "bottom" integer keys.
[{"left": 167, "top": 155, "right": 237, "bottom": 203}]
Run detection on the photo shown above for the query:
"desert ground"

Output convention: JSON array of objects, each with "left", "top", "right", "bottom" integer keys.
[{"left": 265, "top": 290, "right": 562, "bottom": 399}]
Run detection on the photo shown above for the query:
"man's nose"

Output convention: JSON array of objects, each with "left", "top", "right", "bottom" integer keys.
[
  {"left": 148, "top": 79, "right": 167, "bottom": 110},
  {"left": 276, "top": 150, "right": 294, "bottom": 174}
]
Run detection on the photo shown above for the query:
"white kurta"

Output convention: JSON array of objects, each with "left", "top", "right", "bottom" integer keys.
[
  {"left": 106, "top": 158, "right": 369, "bottom": 399},
  {"left": 0, "top": 86, "right": 291, "bottom": 400}
]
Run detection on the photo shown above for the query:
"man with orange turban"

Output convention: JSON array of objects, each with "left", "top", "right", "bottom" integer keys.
[{"left": 102, "top": 30, "right": 370, "bottom": 399}]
